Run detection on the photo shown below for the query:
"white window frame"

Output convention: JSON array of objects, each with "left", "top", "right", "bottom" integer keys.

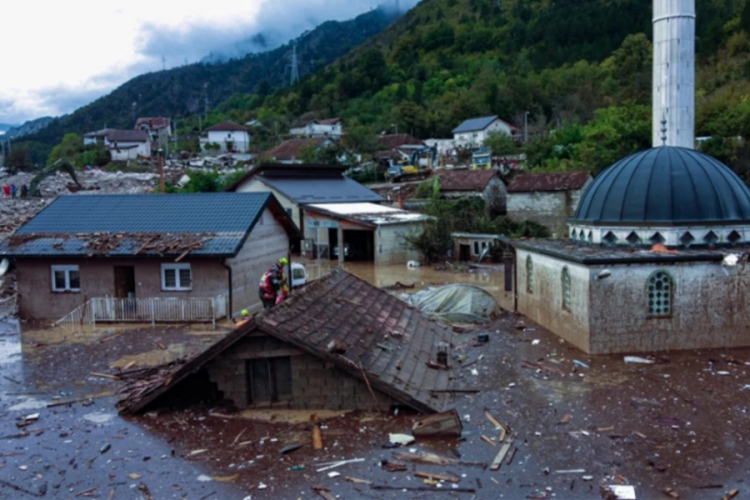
[
  {"left": 51, "top": 265, "right": 80, "bottom": 292},
  {"left": 161, "top": 263, "right": 192, "bottom": 291}
]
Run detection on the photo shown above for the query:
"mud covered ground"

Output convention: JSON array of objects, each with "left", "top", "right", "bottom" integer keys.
[{"left": 2, "top": 312, "right": 750, "bottom": 499}]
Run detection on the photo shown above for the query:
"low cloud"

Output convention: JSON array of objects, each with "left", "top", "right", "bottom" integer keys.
[{"left": 4, "top": 0, "right": 418, "bottom": 124}]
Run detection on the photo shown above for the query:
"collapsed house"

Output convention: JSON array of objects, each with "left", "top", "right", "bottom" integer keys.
[
  {"left": 118, "top": 269, "right": 457, "bottom": 414},
  {"left": 0, "top": 193, "right": 299, "bottom": 321}
]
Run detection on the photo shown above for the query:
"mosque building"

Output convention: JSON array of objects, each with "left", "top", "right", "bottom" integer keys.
[{"left": 510, "top": 0, "right": 750, "bottom": 354}]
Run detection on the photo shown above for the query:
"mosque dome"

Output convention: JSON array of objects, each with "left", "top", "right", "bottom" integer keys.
[{"left": 569, "top": 147, "right": 750, "bottom": 247}]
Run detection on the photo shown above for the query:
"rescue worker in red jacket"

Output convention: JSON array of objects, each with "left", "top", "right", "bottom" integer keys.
[{"left": 259, "top": 266, "right": 280, "bottom": 309}]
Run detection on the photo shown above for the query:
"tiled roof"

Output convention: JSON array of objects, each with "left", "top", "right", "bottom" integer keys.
[
  {"left": 438, "top": 169, "right": 500, "bottom": 192},
  {"left": 83, "top": 128, "right": 114, "bottom": 138},
  {"left": 260, "top": 269, "right": 456, "bottom": 412},
  {"left": 259, "top": 176, "right": 384, "bottom": 204},
  {"left": 378, "top": 134, "right": 424, "bottom": 149},
  {"left": 135, "top": 117, "right": 170, "bottom": 130},
  {"left": 266, "top": 137, "right": 327, "bottom": 161},
  {"left": 107, "top": 130, "right": 150, "bottom": 143},
  {"left": 452, "top": 115, "right": 517, "bottom": 134},
  {"left": 507, "top": 172, "right": 591, "bottom": 193},
  {"left": 207, "top": 121, "right": 249, "bottom": 132},
  {"left": 317, "top": 118, "right": 342, "bottom": 125},
  {"left": 0, "top": 193, "right": 297, "bottom": 258},
  {"left": 118, "top": 269, "right": 457, "bottom": 415}
]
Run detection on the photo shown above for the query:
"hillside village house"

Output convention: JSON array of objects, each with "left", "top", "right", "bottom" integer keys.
[
  {"left": 265, "top": 137, "right": 334, "bottom": 164},
  {"left": 0, "top": 193, "right": 298, "bottom": 321},
  {"left": 83, "top": 128, "right": 115, "bottom": 146},
  {"left": 106, "top": 130, "right": 152, "bottom": 161},
  {"left": 202, "top": 121, "right": 251, "bottom": 153},
  {"left": 506, "top": 172, "right": 592, "bottom": 235},
  {"left": 437, "top": 169, "right": 506, "bottom": 213},
  {"left": 227, "top": 164, "right": 384, "bottom": 234},
  {"left": 290, "top": 118, "right": 344, "bottom": 139},
  {"left": 452, "top": 115, "right": 516, "bottom": 148},
  {"left": 135, "top": 117, "right": 172, "bottom": 146}
]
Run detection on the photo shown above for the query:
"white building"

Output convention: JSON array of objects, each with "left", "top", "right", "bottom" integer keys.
[
  {"left": 135, "top": 117, "right": 172, "bottom": 145},
  {"left": 452, "top": 115, "right": 515, "bottom": 148},
  {"left": 105, "top": 130, "right": 151, "bottom": 161},
  {"left": 204, "top": 121, "right": 251, "bottom": 153},
  {"left": 290, "top": 118, "right": 344, "bottom": 139},
  {"left": 83, "top": 128, "right": 114, "bottom": 146}
]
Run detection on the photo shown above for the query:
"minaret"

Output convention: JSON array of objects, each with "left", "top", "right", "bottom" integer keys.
[{"left": 652, "top": 0, "right": 695, "bottom": 148}]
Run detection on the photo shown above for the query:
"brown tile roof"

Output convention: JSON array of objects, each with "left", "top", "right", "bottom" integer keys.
[
  {"left": 207, "top": 120, "right": 249, "bottom": 132},
  {"left": 378, "top": 134, "right": 424, "bottom": 149},
  {"left": 107, "top": 130, "right": 150, "bottom": 143},
  {"left": 438, "top": 169, "right": 500, "bottom": 192},
  {"left": 266, "top": 137, "right": 327, "bottom": 161},
  {"left": 118, "top": 269, "right": 456, "bottom": 415},
  {"left": 135, "top": 117, "right": 170, "bottom": 130},
  {"left": 507, "top": 172, "right": 592, "bottom": 193}
]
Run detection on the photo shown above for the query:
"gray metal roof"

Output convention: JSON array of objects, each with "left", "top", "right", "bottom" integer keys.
[
  {"left": 1, "top": 193, "right": 282, "bottom": 258},
  {"left": 452, "top": 115, "right": 499, "bottom": 134},
  {"left": 573, "top": 147, "right": 750, "bottom": 225},
  {"left": 260, "top": 176, "right": 384, "bottom": 204}
]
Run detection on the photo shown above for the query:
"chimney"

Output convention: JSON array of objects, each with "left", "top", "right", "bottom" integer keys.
[
  {"left": 652, "top": 0, "right": 695, "bottom": 148},
  {"left": 397, "top": 193, "right": 404, "bottom": 210}
]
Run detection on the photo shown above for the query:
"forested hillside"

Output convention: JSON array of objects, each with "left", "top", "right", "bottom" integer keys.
[
  {"left": 199, "top": 0, "right": 750, "bottom": 175},
  {"left": 14, "top": 6, "right": 400, "bottom": 163}
]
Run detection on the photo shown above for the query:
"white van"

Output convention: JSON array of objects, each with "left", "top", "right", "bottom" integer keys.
[{"left": 291, "top": 263, "right": 307, "bottom": 288}]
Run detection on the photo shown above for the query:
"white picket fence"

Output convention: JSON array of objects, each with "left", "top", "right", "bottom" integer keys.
[{"left": 55, "top": 295, "right": 228, "bottom": 328}]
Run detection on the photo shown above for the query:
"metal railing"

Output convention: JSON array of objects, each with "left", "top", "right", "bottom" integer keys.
[{"left": 55, "top": 295, "right": 228, "bottom": 328}]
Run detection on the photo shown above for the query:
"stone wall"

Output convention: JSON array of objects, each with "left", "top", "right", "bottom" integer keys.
[
  {"left": 206, "top": 334, "right": 392, "bottom": 410},
  {"left": 515, "top": 249, "right": 591, "bottom": 352},
  {"left": 588, "top": 262, "right": 750, "bottom": 354},
  {"left": 507, "top": 182, "right": 590, "bottom": 236}
]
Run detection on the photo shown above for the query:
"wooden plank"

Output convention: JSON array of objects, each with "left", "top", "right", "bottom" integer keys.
[
  {"left": 414, "top": 471, "right": 460, "bottom": 483},
  {"left": 490, "top": 436, "right": 515, "bottom": 471}
]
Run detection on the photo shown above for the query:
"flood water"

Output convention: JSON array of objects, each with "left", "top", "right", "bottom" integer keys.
[{"left": 299, "top": 259, "right": 515, "bottom": 310}]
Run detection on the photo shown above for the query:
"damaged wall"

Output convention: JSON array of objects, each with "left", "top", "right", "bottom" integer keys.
[
  {"left": 588, "top": 262, "right": 750, "bottom": 354},
  {"left": 206, "top": 334, "right": 392, "bottom": 410},
  {"left": 226, "top": 208, "right": 289, "bottom": 315},
  {"left": 16, "top": 257, "right": 228, "bottom": 320},
  {"left": 506, "top": 185, "right": 588, "bottom": 236},
  {"left": 375, "top": 223, "right": 423, "bottom": 266},
  {"left": 515, "top": 249, "right": 591, "bottom": 352}
]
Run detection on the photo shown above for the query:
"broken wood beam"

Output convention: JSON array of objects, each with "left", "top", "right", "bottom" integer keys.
[
  {"left": 490, "top": 436, "right": 515, "bottom": 471},
  {"left": 371, "top": 485, "right": 476, "bottom": 493},
  {"left": 414, "top": 471, "right": 461, "bottom": 483}
]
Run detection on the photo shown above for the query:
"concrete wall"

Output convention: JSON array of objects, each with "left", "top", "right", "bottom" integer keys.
[
  {"left": 206, "top": 334, "right": 392, "bottom": 410},
  {"left": 507, "top": 183, "right": 589, "bottom": 236},
  {"left": 453, "top": 236, "right": 498, "bottom": 262},
  {"left": 375, "top": 223, "right": 423, "bottom": 265},
  {"left": 515, "top": 249, "right": 592, "bottom": 352},
  {"left": 16, "top": 257, "right": 228, "bottom": 320},
  {"left": 236, "top": 179, "right": 300, "bottom": 228},
  {"left": 588, "top": 262, "right": 750, "bottom": 354},
  {"left": 206, "top": 130, "right": 250, "bottom": 152},
  {"left": 226, "top": 208, "right": 289, "bottom": 315}
]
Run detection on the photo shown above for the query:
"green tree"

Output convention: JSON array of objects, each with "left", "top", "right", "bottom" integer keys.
[
  {"left": 484, "top": 131, "right": 517, "bottom": 156},
  {"left": 5, "top": 147, "right": 33, "bottom": 172},
  {"left": 47, "top": 133, "right": 83, "bottom": 166},
  {"left": 343, "top": 125, "right": 380, "bottom": 161}
]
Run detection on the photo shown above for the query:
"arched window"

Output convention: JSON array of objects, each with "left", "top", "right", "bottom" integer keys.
[
  {"left": 526, "top": 256, "right": 534, "bottom": 293},
  {"left": 647, "top": 271, "right": 674, "bottom": 317},
  {"left": 562, "top": 267, "right": 571, "bottom": 311}
]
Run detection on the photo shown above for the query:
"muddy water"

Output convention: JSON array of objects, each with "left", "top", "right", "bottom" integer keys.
[{"left": 299, "top": 259, "right": 515, "bottom": 310}]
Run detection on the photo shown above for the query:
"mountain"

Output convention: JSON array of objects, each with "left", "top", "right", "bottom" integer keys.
[
  {"left": 0, "top": 123, "right": 17, "bottom": 133},
  {"left": 14, "top": 5, "right": 401, "bottom": 163},
  {"left": 4, "top": 117, "right": 55, "bottom": 140}
]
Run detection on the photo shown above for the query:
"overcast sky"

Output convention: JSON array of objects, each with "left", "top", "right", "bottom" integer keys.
[{"left": 0, "top": 0, "right": 415, "bottom": 125}]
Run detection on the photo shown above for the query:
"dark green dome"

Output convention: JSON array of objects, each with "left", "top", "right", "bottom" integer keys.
[{"left": 573, "top": 147, "right": 750, "bottom": 225}]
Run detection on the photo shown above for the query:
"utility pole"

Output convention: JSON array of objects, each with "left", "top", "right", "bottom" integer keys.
[
  {"left": 203, "top": 83, "right": 209, "bottom": 120},
  {"left": 158, "top": 149, "right": 165, "bottom": 193},
  {"left": 395, "top": 0, "right": 400, "bottom": 13},
  {"left": 290, "top": 44, "right": 300, "bottom": 86},
  {"left": 162, "top": 55, "right": 166, "bottom": 71},
  {"left": 524, "top": 111, "right": 530, "bottom": 143}
]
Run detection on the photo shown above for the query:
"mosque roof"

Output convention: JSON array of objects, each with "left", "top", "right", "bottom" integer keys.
[{"left": 572, "top": 147, "right": 750, "bottom": 226}]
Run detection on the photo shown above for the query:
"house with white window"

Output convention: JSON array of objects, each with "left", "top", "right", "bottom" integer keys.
[
  {"left": 290, "top": 118, "right": 344, "bottom": 139},
  {"left": 452, "top": 115, "right": 516, "bottom": 148},
  {"left": 0, "top": 193, "right": 299, "bottom": 321},
  {"left": 135, "top": 117, "right": 172, "bottom": 146},
  {"left": 203, "top": 121, "right": 251, "bottom": 153},
  {"left": 105, "top": 130, "right": 152, "bottom": 160}
]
